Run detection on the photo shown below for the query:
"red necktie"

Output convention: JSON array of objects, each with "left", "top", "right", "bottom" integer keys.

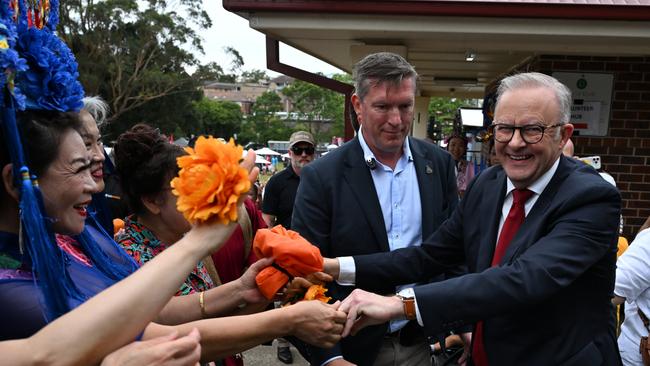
[{"left": 472, "top": 188, "right": 534, "bottom": 366}]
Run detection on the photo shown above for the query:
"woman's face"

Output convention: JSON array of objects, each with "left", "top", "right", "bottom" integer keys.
[
  {"left": 447, "top": 137, "right": 467, "bottom": 162},
  {"left": 39, "top": 129, "right": 98, "bottom": 235},
  {"left": 79, "top": 110, "right": 106, "bottom": 192},
  {"left": 159, "top": 186, "right": 191, "bottom": 237}
]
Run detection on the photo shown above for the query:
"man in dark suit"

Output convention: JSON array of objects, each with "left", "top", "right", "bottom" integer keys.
[
  {"left": 330, "top": 72, "right": 622, "bottom": 366},
  {"left": 292, "top": 52, "right": 459, "bottom": 366}
]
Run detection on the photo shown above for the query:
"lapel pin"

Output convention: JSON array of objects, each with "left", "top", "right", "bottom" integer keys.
[{"left": 425, "top": 165, "right": 433, "bottom": 174}]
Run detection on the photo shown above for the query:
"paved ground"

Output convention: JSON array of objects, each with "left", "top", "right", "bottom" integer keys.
[{"left": 242, "top": 341, "right": 309, "bottom": 366}]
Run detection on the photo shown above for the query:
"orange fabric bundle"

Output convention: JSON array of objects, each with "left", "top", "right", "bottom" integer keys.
[
  {"left": 254, "top": 225, "right": 324, "bottom": 300},
  {"left": 171, "top": 136, "right": 250, "bottom": 224}
]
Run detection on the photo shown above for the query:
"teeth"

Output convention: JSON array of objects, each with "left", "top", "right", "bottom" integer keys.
[{"left": 510, "top": 155, "right": 529, "bottom": 161}]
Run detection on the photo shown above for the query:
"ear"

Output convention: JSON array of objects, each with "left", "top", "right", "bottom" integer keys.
[
  {"left": 141, "top": 193, "right": 163, "bottom": 215},
  {"left": 559, "top": 123, "right": 575, "bottom": 149},
  {"left": 2, "top": 164, "right": 20, "bottom": 202},
  {"left": 351, "top": 93, "right": 363, "bottom": 123}
]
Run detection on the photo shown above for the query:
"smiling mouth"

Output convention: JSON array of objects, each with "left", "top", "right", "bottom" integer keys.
[
  {"left": 91, "top": 167, "right": 104, "bottom": 179},
  {"left": 508, "top": 154, "right": 532, "bottom": 161},
  {"left": 73, "top": 201, "right": 92, "bottom": 217}
]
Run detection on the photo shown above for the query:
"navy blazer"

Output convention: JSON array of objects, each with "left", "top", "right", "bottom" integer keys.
[
  {"left": 292, "top": 136, "right": 458, "bottom": 365},
  {"left": 355, "top": 155, "right": 622, "bottom": 366}
]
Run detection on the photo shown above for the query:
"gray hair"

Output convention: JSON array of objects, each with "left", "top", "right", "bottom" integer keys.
[
  {"left": 496, "top": 72, "right": 572, "bottom": 125},
  {"left": 352, "top": 52, "right": 418, "bottom": 100},
  {"left": 82, "top": 96, "right": 110, "bottom": 127}
]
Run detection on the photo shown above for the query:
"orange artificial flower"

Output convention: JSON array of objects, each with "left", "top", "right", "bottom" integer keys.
[
  {"left": 303, "top": 284, "right": 331, "bottom": 303},
  {"left": 171, "top": 136, "right": 250, "bottom": 224}
]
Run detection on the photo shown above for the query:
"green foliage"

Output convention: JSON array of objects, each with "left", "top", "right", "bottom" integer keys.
[
  {"left": 428, "top": 97, "right": 476, "bottom": 138},
  {"left": 58, "top": 0, "right": 208, "bottom": 138},
  {"left": 238, "top": 91, "right": 292, "bottom": 145},
  {"left": 281, "top": 73, "right": 351, "bottom": 143},
  {"left": 193, "top": 62, "right": 236, "bottom": 83},
  {"left": 241, "top": 69, "right": 269, "bottom": 83},
  {"left": 191, "top": 98, "right": 243, "bottom": 139}
]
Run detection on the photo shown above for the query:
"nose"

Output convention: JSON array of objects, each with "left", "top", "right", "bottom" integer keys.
[
  {"left": 508, "top": 127, "right": 527, "bottom": 148},
  {"left": 91, "top": 143, "right": 105, "bottom": 163},
  {"left": 83, "top": 170, "right": 100, "bottom": 193},
  {"left": 387, "top": 106, "right": 401, "bottom": 125}
]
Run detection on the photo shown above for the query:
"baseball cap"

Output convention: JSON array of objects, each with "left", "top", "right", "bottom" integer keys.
[{"left": 289, "top": 131, "right": 315, "bottom": 148}]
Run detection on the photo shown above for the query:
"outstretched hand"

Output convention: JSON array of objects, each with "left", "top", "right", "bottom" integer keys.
[
  {"left": 282, "top": 271, "right": 333, "bottom": 303},
  {"left": 101, "top": 328, "right": 201, "bottom": 366},
  {"left": 339, "top": 289, "right": 403, "bottom": 337},
  {"left": 289, "top": 300, "right": 347, "bottom": 348}
]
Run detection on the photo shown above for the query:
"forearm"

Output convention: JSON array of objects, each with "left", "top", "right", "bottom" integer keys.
[
  {"left": 24, "top": 231, "right": 210, "bottom": 365},
  {"left": 156, "top": 279, "right": 249, "bottom": 324},
  {"left": 145, "top": 308, "right": 295, "bottom": 362}
]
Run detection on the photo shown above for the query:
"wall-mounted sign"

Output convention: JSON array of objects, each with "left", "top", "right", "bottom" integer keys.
[{"left": 552, "top": 72, "right": 614, "bottom": 136}]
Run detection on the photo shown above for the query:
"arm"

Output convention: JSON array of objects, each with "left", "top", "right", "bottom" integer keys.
[
  {"left": 614, "top": 226, "right": 650, "bottom": 305},
  {"left": 261, "top": 176, "right": 279, "bottom": 227},
  {"left": 144, "top": 300, "right": 347, "bottom": 362},
  {"left": 0, "top": 152, "right": 260, "bottom": 366}
]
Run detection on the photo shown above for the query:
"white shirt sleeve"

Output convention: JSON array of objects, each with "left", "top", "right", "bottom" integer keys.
[
  {"left": 615, "top": 228, "right": 650, "bottom": 303},
  {"left": 336, "top": 256, "right": 356, "bottom": 285}
]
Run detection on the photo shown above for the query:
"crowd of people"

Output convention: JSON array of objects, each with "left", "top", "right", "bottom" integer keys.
[{"left": 0, "top": 2, "right": 646, "bottom": 365}]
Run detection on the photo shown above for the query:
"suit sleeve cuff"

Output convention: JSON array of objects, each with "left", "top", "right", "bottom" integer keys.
[
  {"left": 398, "top": 287, "right": 424, "bottom": 326},
  {"left": 321, "top": 356, "right": 343, "bottom": 366},
  {"left": 336, "top": 256, "right": 356, "bottom": 285}
]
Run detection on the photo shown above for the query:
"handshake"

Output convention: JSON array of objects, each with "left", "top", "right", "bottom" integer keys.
[{"left": 279, "top": 258, "right": 408, "bottom": 349}]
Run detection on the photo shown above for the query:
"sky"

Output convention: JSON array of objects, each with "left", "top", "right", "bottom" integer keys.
[{"left": 197, "top": 1, "right": 344, "bottom": 77}]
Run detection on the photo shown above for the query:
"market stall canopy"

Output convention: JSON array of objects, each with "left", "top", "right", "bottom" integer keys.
[{"left": 254, "top": 147, "right": 282, "bottom": 156}]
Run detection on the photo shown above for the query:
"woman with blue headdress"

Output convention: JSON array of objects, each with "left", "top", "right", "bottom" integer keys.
[{"left": 0, "top": 0, "right": 346, "bottom": 361}]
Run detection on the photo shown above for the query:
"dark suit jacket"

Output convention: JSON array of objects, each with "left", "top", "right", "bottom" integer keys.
[
  {"left": 292, "top": 136, "right": 458, "bottom": 365},
  {"left": 355, "top": 155, "right": 622, "bottom": 366}
]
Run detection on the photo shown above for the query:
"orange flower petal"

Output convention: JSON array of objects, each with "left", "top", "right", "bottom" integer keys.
[{"left": 171, "top": 136, "right": 250, "bottom": 224}]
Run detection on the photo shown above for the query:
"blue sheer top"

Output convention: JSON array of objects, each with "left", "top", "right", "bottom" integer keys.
[{"left": 0, "top": 223, "right": 137, "bottom": 340}]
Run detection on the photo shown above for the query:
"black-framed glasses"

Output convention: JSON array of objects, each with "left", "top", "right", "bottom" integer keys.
[
  {"left": 291, "top": 146, "right": 315, "bottom": 155},
  {"left": 489, "top": 123, "right": 564, "bottom": 144}
]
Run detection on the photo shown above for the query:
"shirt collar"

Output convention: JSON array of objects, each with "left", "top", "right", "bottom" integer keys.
[
  {"left": 358, "top": 126, "right": 413, "bottom": 167},
  {"left": 505, "top": 156, "right": 560, "bottom": 196}
]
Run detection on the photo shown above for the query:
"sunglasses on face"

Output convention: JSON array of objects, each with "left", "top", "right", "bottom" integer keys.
[{"left": 291, "top": 146, "right": 315, "bottom": 155}]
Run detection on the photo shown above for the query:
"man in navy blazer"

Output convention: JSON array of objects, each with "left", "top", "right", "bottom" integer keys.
[
  {"left": 292, "top": 52, "right": 459, "bottom": 366},
  {"left": 331, "top": 72, "right": 622, "bottom": 366}
]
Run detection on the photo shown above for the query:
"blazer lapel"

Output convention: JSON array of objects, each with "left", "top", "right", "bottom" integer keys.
[
  {"left": 410, "top": 138, "right": 436, "bottom": 239},
  {"left": 342, "top": 138, "right": 390, "bottom": 252},
  {"left": 477, "top": 169, "right": 507, "bottom": 271}
]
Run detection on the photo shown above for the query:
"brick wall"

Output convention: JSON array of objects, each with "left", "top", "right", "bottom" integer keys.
[{"left": 524, "top": 55, "right": 650, "bottom": 239}]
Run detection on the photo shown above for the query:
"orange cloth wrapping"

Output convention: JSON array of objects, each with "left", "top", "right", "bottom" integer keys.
[{"left": 254, "top": 225, "right": 324, "bottom": 300}]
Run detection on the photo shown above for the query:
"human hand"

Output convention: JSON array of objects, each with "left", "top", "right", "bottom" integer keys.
[
  {"left": 101, "top": 328, "right": 201, "bottom": 366},
  {"left": 323, "top": 258, "right": 340, "bottom": 280},
  {"left": 457, "top": 332, "right": 472, "bottom": 366},
  {"left": 282, "top": 271, "right": 333, "bottom": 302},
  {"left": 241, "top": 149, "right": 260, "bottom": 191},
  {"left": 339, "top": 289, "right": 403, "bottom": 337},
  {"left": 236, "top": 257, "right": 274, "bottom": 305},
  {"left": 288, "top": 300, "right": 346, "bottom": 348}
]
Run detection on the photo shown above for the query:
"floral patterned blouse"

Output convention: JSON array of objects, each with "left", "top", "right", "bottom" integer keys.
[{"left": 115, "top": 216, "right": 214, "bottom": 296}]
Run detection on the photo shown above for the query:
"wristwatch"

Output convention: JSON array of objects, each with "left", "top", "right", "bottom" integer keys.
[{"left": 397, "top": 295, "right": 416, "bottom": 320}]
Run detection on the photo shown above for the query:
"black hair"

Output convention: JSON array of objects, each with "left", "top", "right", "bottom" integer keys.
[{"left": 114, "top": 123, "right": 184, "bottom": 214}]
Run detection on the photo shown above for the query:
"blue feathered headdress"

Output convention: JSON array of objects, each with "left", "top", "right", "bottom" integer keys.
[{"left": 1, "top": 0, "right": 136, "bottom": 322}]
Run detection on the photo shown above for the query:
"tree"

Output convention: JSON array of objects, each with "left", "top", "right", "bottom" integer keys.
[
  {"left": 224, "top": 46, "right": 244, "bottom": 75},
  {"left": 281, "top": 73, "right": 351, "bottom": 142},
  {"left": 191, "top": 98, "right": 243, "bottom": 139},
  {"left": 238, "top": 91, "right": 291, "bottom": 145},
  {"left": 240, "top": 69, "right": 269, "bottom": 83},
  {"left": 58, "top": 0, "right": 210, "bottom": 136},
  {"left": 192, "top": 62, "right": 236, "bottom": 83},
  {"left": 428, "top": 97, "right": 476, "bottom": 138}
]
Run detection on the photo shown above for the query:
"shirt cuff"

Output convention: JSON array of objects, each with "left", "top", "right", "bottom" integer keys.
[
  {"left": 321, "top": 356, "right": 343, "bottom": 366},
  {"left": 398, "top": 287, "right": 424, "bottom": 326},
  {"left": 336, "top": 256, "right": 356, "bottom": 285}
]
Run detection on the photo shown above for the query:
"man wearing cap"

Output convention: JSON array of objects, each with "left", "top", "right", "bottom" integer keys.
[
  {"left": 292, "top": 52, "right": 459, "bottom": 366},
  {"left": 262, "top": 130, "right": 316, "bottom": 364}
]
